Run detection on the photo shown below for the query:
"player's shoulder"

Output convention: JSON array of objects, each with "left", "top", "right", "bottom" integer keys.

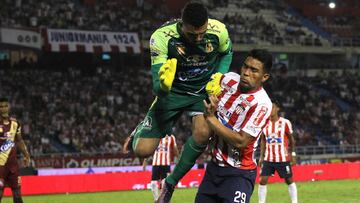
[
  {"left": 207, "top": 18, "right": 227, "bottom": 34},
  {"left": 280, "top": 117, "right": 292, "bottom": 124},
  {"left": 223, "top": 72, "right": 240, "bottom": 82},
  {"left": 221, "top": 72, "right": 240, "bottom": 92},
  {"left": 10, "top": 117, "right": 20, "bottom": 125},
  {"left": 151, "top": 19, "right": 180, "bottom": 41},
  {"left": 254, "top": 88, "right": 272, "bottom": 107}
]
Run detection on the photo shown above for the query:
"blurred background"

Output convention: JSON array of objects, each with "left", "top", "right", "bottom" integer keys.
[{"left": 0, "top": 0, "right": 359, "bottom": 201}]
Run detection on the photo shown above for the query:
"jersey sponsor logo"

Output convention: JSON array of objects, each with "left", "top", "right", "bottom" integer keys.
[
  {"left": 205, "top": 40, "right": 214, "bottom": 53},
  {"left": 266, "top": 135, "right": 283, "bottom": 144},
  {"left": 177, "top": 67, "right": 209, "bottom": 81},
  {"left": 141, "top": 116, "right": 152, "bottom": 130},
  {"left": 186, "top": 55, "right": 206, "bottom": 63},
  {"left": 253, "top": 106, "right": 268, "bottom": 126},
  {"left": 0, "top": 140, "right": 15, "bottom": 152}
]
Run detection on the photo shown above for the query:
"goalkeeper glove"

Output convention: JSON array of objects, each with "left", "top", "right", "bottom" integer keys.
[
  {"left": 158, "top": 58, "right": 177, "bottom": 92},
  {"left": 205, "top": 72, "right": 223, "bottom": 96}
]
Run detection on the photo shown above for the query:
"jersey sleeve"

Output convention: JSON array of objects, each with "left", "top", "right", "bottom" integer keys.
[
  {"left": 217, "top": 23, "right": 231, "bottom": 53},
  {"left": 285, "top": 119, "right": 293, "bottom": 135},
  {"left": 150, "top": 30, "right": 168, "bottom": 66},
  {"left": 220, "top": 72, "right": 240, "bottom": 93},
  {"left": 241, "top": 104, "right": 271, "bottom": 138},
  {"left": 149, "top": 30, "right": 170, "bottom": 95}
]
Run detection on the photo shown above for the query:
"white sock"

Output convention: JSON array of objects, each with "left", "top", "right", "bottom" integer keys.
[
  {"left": 258, "top": 184, "right": 267, "bottom": 203},
  {"left": 150, "top": 181, "right": 159, "bottom": 201},
  {"left": 288, "top": 182, "right": 298, "bottom": 203}
]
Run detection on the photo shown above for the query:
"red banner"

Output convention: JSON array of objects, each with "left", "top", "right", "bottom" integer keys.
[{"left": 4, "top": 162, "right": 360, "bottom": 196}]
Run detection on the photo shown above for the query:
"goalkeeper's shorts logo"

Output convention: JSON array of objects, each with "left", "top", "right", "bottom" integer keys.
[{"left": 142, "top": 116, "right": 152, "bottom": 129}]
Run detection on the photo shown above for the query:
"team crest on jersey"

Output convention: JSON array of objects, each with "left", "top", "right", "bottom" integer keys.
[
  {"left": 175, "top": 43, "right": 186, "bottom": 56},
  {"left": 205, "top": 40, "right": 214, "bottom": 53},
  {"left": 142, "top": 116, "right": 152, "bottom": 129},
  {"left": 235, "top": 103, "right": 246, "bottom": 114}
]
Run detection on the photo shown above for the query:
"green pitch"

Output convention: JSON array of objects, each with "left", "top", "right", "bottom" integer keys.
[{"left": 2, "top": 179, "right": 359, "bottom": 203}]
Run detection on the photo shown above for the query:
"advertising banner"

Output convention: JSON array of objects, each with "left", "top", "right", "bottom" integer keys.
[
  {"left": 45, "top": 29, "right": 141, "bottom": 53},
  {"left": 5, "top": 162, "right": 360, "bottom": 196},
  {"left": 0, "top": 28, "right": 41, "bottom": 49}
]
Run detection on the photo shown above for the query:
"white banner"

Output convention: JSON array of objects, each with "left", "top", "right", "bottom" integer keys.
[
  {"left": 46, "top": 29, "right": 141, "bottom": 53},
  {"left": 0, "top": 28, "right": 41, "bottom": 49}
]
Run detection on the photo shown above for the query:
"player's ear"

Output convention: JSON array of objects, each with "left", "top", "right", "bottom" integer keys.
[{"left": 261, "top": 73, "right": 270, "bottom": 83}]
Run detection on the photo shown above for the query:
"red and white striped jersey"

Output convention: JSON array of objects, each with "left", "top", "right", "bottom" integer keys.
[
  {"left": 211, "top": 72, "right": 272, "bottom": 170},
  {"left": 263, "top": 117, "right": 293, "bottom": 162},
  {"left": 152, "top": 135, "right": 177, "bottom": 166}
]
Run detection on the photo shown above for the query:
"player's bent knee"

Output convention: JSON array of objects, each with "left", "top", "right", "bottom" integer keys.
[
  {"left": 192, "top": 127, "right": 211, "bottom": 144},
  {"left": 285, "top": 177, "right": 293, "bottom": 185},
  {"left": 133, "top": 138, "right": 160, "bottom": 158},
  {"left": 133, "top": 147, "right": 154, "bottom": 158},
  {"left": 259, "top": 177, "right": 268, "bottom": 185}
]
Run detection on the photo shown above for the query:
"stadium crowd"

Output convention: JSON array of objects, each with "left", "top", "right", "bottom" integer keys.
[
  {"left": 0, "top": 0, "right": 359, "bottom": 156},
  {"left": 0, "top": 65, "right": 359, "bottom": 155},
  {"left": 0, "top": 0, "right": 347, "bottom": 46}
]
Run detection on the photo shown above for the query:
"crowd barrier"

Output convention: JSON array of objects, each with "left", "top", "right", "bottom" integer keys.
[{"left": 4, "top": 162, "right": 359, "bottom": 196}]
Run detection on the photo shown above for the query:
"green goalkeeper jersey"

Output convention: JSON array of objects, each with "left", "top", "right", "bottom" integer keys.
[{"left": 150, "top": 18, "right": 232, "bottom": 96}]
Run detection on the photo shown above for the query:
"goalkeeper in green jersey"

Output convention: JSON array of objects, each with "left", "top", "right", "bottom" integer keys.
[{"left": 124, "top": 2, "right": 232, "bottom": 202}]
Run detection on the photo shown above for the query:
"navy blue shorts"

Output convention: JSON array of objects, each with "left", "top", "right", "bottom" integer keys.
[
  {"left": 151, "top": 165, "right": 170, "bottom": 181},
  {"left": 195, "top": 161, "right": 257, "bottom": 203},
  {"left": 260, "top": 161, "right": 293, "bottom": 179}
]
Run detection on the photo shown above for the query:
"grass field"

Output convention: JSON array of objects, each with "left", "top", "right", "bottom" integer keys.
[{"left": 2, "top": 179, "right": 359, "bottom": 203}]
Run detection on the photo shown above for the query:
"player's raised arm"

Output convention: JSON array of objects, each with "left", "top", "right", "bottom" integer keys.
[
  {"left": 286, "top": 122, "right": 296, "bottom": 165},
  {"left": 259, "top": 133, "right": 266, "bottom": 168},
  {"left": 15, "top": 125, "right": 30, "bottom": 167}
]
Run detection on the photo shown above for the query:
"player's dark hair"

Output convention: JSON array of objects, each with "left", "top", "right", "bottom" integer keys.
[
  {"left": 247, "top": 49, "right": 273, "bottom": 73},
  {"left": 0, "top": 97, "right": 9, "bottom": 102},
  {"left": 181, "top": 2, "right": 208, "bottom": 27},
  {"left": 271, "top": 98, "right": 281, "bottom": 108}
]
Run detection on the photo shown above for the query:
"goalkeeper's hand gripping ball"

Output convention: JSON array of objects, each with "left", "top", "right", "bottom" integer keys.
[
  {"left": 205, "top": 72, "right": 223, "bottom": 96},
  {"left": 158, "top": 58, "right": 177, "bottom": 92}
]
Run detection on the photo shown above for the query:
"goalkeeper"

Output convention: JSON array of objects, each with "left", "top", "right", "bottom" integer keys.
[{"left": 124, "top": 2, "right": 232, "bottom": 202}]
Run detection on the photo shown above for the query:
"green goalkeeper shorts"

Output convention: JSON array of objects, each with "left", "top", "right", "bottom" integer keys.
[{"left": 132, "top": 92, "right": 206, "bottom": 139}]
